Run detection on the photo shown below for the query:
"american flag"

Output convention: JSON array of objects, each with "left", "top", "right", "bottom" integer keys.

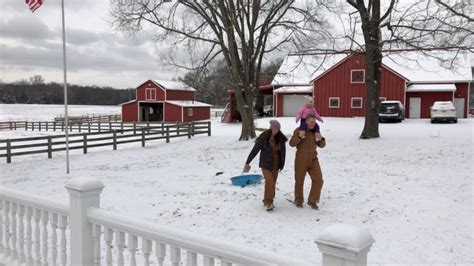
[{"left": 25, "top": 0, "right": 43, "bottom": 13}]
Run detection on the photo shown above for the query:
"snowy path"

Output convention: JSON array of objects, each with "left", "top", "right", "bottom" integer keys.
[{"left": 1, "top": 117, "right": 473, "bottom": 264}]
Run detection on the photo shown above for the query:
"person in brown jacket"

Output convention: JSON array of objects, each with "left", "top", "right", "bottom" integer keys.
[
  {"left": 244, "top": 120, "right": 287, "bottom": 212},
  {"left": 289, "top": 113, "right": 326, "bottom": 210}
]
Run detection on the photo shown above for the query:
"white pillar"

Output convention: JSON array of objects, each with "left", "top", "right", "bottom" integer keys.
[
  {"left": 65, "top": 178, "right": 104, "bottom": 265},
  {"left": 316, "top": 223, "right": 375, "bottom": 266}
]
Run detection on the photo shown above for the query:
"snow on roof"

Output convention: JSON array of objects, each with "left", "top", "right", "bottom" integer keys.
[
  {"left": 381, "top": 100, "right": 402, "bottom": 104},
  {"left": 273, "top": 86, "right": 313, "bottom": 93},
  {"left": 153, "top": 80, "right": 196, "bottom": 91},
  {"left": 166, "top": 100, "right": 212, "bottom": 107},
  {"left": 273, "top": 51, "right": 472, "bottom": 85},
  {"left": 120, "top": 99, "right": 136, "bottom": 105},
  {"left": 272, "top": 53, "right": 350, "bottom": 86},
  {"left": 382, "top": 51, "right": 472, "bottom": 82},
  {"left": 406, "top": 83, "right": 456, "bottom": 92}
]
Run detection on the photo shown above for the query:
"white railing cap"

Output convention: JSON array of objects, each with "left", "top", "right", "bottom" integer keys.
[
  {"left": 0, "top": 186, "right": 70, "bottom": 216},
  {"left": 316, "top": 223, "right": 375, "bottom": 253},
  {"left": 65, "top": 178, "right": 104, "bottom": 192}
]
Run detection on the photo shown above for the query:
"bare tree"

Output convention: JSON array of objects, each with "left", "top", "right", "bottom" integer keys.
[
  {"left": 110, "top": 0, "right": 329, "bottom": 140},
  {"left": 28, "top": 75, "right": 45, "bottom": 85}
]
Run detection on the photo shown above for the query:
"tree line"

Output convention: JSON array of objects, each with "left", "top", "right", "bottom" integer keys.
[
  {"left": 0, "top": 76, "right": 135, "bottom": 105},
  {"left": 0, "top": 57, "right": 282, "bottom": 108}
]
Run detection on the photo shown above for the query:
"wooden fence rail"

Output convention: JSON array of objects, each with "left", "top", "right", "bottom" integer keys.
[
  {"left": 0, "top": 121, "right": 211, "bottom": 163},
  {"left": 54, "top": 114, "right": 122, "bottom": 123},
  {"left": 0, "top": 120, "right": 191, "bottom": 134},
  {"left": 0, "top": 121, "right": 27, "bottom": 131}
]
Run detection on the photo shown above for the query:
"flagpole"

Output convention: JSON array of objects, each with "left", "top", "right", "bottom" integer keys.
[{"left": 61, "top": 0, "right": 70, "bottom": 174}]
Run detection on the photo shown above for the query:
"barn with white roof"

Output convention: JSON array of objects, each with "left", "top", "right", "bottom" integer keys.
[
  {"left": 272, "top": 50, "right": 472, "bottom": 119},
  {"left": 121, "top": 80, "right": 212, "bottom": 123}
]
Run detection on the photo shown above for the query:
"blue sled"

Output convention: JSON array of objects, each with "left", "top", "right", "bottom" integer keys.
[{"left": 230, "top": 174, "right": 263, "bottom": 187}]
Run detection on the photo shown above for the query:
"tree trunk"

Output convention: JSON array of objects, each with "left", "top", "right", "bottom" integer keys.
[
  {"left": 360, "top": 43, "right": 382, "bottom": 139},
  {"left": 238, "top": 87, "right": 256, "bottom": 140},
  {"left": 358, "top": 0, "right": 383, "bottom": 139},
  {"left": 232, "top": 82, "right": 256, "bottom": 140},
  {"left": 255, "top": 89, "right": 264, "bottom": 116}
]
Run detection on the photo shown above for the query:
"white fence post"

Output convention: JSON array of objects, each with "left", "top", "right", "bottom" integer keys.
[
  {"left": 315, "top": 223, "right": 375, "bottom": 266},
  {"left": 65, "top": 178, "right": 104, "bottom": 266}
]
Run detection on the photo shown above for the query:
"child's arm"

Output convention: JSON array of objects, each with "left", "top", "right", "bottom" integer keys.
[
  {"left": 313, "top": 108, "right": 324, "bottom": 123},
  {"left": 295, "top": 106, "right": 304, "bottom": 123}
]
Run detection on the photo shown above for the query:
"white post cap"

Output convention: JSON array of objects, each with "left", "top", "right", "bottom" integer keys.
[
  {"left": 65, "top": 178, "right": 104, "bottom": 192},
  {"left": 316, "top": 223, "right": 375, "bottom": 253}
]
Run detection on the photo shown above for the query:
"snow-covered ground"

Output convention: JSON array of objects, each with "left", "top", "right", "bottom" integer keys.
[
  {"left": 0, "top": 103, "right": 121, "bottom": 121},
  {"left": 1, "top": 113, "right": 473, "bottom": 264}
]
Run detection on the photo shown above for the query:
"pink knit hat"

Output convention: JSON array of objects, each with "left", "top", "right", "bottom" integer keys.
[{"left": 269, "top": 120, "right": 281, "bottom": 130}]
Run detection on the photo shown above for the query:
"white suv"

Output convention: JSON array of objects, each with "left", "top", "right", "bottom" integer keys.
[{"left": 430, "top": 101, "right": 457, "bottom": 123}]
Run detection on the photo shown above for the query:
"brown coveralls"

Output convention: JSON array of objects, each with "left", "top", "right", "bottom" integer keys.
[
  {"left": 289, "top": 129, "right": 326, "bottom": 205},
  {"left": 261, "top": 138, "right": 280, "bottom": 205}
]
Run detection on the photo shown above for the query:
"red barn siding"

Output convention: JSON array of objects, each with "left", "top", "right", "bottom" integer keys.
[
  {"left": 164, "top": 103, "right": 183, "bottom": 122},
  {"left": 122, "top": 102, "right": 138, "bottom": 122},
  {"left": 166, "top": 90, "right": 194, "bottom": 101},
  {"left": 313, "top": 53, "right": 405, "bottom": 117},
  {"left": 380, "top": 67, "right": 407, "bottom": 103},
  {"left": 454, "top": 83, "right": 469, "bottom": 118},
  {"left": 183, "top": 107, "right": 210, "bottom": 122},
  {"left": 406, "top": 91, "right": 453, "bottom": 118}
]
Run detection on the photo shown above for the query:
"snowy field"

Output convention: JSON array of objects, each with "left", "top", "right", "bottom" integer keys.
[
  {"left": 1, "top": 112, "right": 473, "bottom": 264},
  {"left": 0, "top": 103, "right": 121, "bottom": 121}
]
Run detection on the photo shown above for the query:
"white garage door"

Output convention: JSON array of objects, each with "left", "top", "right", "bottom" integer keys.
[
  {"left": 409, "top": 97, "right": 421, "bottom": 118},
  {"left": 283, "top": 95, "right": 307, "bottom": 116},
  {"left": 454, "top": 98, "right": 465, "bottom": 118}
]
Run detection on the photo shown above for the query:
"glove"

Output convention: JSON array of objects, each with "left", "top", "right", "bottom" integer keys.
[{"left": 243, "top": 164, "right": 251, "bottom": 173}]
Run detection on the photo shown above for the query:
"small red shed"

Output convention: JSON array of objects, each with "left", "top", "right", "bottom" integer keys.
[
  {"left": 221, "top": 79, "right": 274, "bottom": 122},
  {"left": 273, "top": 50, "right": 471, "bottom": 119},
  {"left": 121, "top": 80, "right": 212, "bottom": 123}
]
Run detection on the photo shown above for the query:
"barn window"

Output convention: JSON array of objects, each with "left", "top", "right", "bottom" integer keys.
[
  {"left": 188, "top": 108, "right": 193, "bottom": 116},
  {"left": 379, "top": 97, "right": 387, "bottom": 102},
  {"left": 329, "top": 97, "right": 340, "bottom": 108},
  {"left": 351, "top": 97, "right": 363, "bottom": 108},
  {"left": 351, "top": 69, "right": 365, "bottom": 83},
  {"left": 145, "top": 88, "right": 156, "bottom": 100}
]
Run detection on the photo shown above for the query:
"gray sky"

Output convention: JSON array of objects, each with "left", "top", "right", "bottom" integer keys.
[
  {"left": 1, "top": 0, "right": 472, "bottom": 89},
  {"left": 0, "top": 0, "right": 182, "bottom": 89}
]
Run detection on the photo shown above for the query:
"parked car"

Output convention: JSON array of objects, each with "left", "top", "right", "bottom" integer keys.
[
  {"left": 430, "top": 101, "right": 457, "bottom": 123},
  {"left": 379, "top": 101, "right": 405, "bottom": 122},
  {"left": 263, "top": 105, "right": 273, "bottom": 117}
]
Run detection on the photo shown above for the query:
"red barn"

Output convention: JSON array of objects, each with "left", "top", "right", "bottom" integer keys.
[
  {"left": 121, "top": 80, "right": 212, "bottom": 123},
  {"left": 273, "top": 51, "right": 471, "bottom": 119}
]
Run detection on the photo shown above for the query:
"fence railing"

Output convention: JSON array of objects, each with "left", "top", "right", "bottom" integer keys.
[
  {"left": 54, "top": 114, "right": 122, "bottom": 123},
  {"left": 1, "top": 179, "right": 375, "bottom": 266},
  {"left": 0, "top": 114, "right": 122, "bottom": 132},
  {"left": 0, "top": 121, "right": 211, "bottom": 163},
  {"left": 1, "top": 179, "right": 375, "bottom": 265},
  {"left": 0, "top": 121, "right": 27, "bottom": 131},
  {"left": 0, "top": 186, "right": 70, "bottom": 266},
  {"left": 0, "top": 120, "right": 178, "bottom": 133}
]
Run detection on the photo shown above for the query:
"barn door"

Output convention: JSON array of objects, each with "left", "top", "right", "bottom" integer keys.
[{"left": 409, "top": 98, "right": 421, "bottom": 118}]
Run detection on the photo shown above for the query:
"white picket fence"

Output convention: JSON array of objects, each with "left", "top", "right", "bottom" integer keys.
[{"left": 0, "top": 178, "right": 375, "bottom": 266}]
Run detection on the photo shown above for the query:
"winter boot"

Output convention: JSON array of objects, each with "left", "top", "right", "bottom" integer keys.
[
  {"left": 307, "top": 202, "right": 319, "bottom": 210},
  {"left": 266, "top": 203, "right": 275, "bottom": 212}
]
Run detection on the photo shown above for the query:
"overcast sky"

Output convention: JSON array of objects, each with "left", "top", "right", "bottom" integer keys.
[
  {"left": 0, "top": 0, "right": 184, "bottom": 89},
  {"left": 1, "top": 0, "right": 472, "bottom": 89}
]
